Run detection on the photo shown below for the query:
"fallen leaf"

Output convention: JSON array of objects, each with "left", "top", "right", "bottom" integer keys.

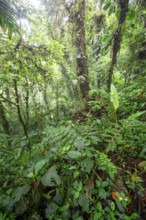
[{"left": 112, "top": 192, "right": 123, "bottom": 201}]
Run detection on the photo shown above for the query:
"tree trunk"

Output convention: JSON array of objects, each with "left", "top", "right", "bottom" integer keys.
[
  {"left": 107, "top": 0, "right": 129, "bottom": 92},
  {"left": 0, "top": 100, "right": 11, "bottom": 136},
  {"left": 24, "top": 78, "right": 29, "bottom": 126},
  {"left": 71, "top": 0, "right": 89, "bottom": 100},
  {"left": 13, "top": 78, "right": 30, "bottom": 149}
]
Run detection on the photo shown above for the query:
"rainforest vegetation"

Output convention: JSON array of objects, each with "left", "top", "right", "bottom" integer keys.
[{"left": 0, "top": 0, "right": 146, "bottom": 219}]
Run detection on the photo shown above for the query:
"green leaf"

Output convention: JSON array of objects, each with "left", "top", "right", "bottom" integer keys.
[
  {"left": 131, "top": 174, "right": 142, "bottom": 182},
  {"left": 93, "top": 212, "right": 102, "bottom": 220},
  {"left": 127, "top": 9, "right": 136, "bottom": 20},
  {"left": 0, "top": 0, "right": 18, "bottom": 37},
  {"left": 138, "top": 161, "right": 146, "bottom": 171},
  {"left": 99, "top": 188, "right": 106, "bottom": 199},
  {"left": 115, "top": 200, "right": 125, "bottom": 213},
  {"left": 78, "top": 182, "right": 83, "bottom": 192},
  {"left": 0, "top": 212, "right": 8, "bottom": 220},
  {"left": 67, "top": 151, "right": 82, "bottom": 159},
  {"left": 110, "top": 201, "right": 115, "bottom": 211},
  {"left": 103, "top": 2, "right": 110, "bottom": 10},
  {"left": 79, "top": 194, "right": 89, "bottom": 212},
  {"left": 73, "top": 171, "right": 80, "bottom": 178},
  {"left": 74, "top": 191, "right": 80, "bottom": 200},
  {"left": 6, "top": 188, "right": 13, "bottom": 195},
  {"left": 130, "top": 213, "right": 139, "bottom": 220},
  {"left": 60, "top": 203, "right": 70, "bottom": 212},
  {"left": 12, "top": 185, "right": 30, "bottom": 204},
  {"left": 41, "top": 165, "right": 61, "bottom": 186},
  {"left": 110, "top": 83, "right": 119, "bottom": 110},
  {"left": 27, "top": 172, "right": 34, "bottom": 178},
  {"left": 128, "top": 111, "right": 146, "bottom": 120},
  {"left": 34, "top": 159, "right": 46, "bottom": 175},
  {"left": 96, "top": 202, "right": 102, "bottom": 211},
  {"left": 81, "top": 158, "right": 94, "bottom": 173},
  {"left": 74, "top": 139, "right": 84, "bottom": 148},
  {"left": 114, "top": 71, "right": 124, "bottom": 86}
]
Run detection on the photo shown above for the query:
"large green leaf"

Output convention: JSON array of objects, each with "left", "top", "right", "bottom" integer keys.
[
  {"left": 0, "top": 212, "right": 9, "bottom": 220},
  {"left": 41, "top": 165, "right": 61, "bottom": 187},
  {"left": 110, "top": 83, "right": 119, "bottom": 110},
  {"left": 81, "top": 158, "right": 94, "bottom": 173},
  {"left": 128, "top": 111, "right": 146, "bottom": 120},
  {"left": 67, "top": 151, "right": 82, "bottom": 159},
  {"left": 34, "top": 159, "right": 46, "bottom": 175},
  {"left": 11, "top": 185, "right": 30, "bottom": 205},
  {"left": 115, "top": 200, "right": 125, "bottom": 213},
  {"left": 79, "top": 194, "right": 89, "bottom": 212}
]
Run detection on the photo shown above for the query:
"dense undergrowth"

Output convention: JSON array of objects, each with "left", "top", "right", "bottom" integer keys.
[{"left": 0, "top": 109, "right": 146, "bottom": 219}]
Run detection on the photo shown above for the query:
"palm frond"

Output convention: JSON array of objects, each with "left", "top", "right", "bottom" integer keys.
[{"left": 0, "top": 0, "right": 18, "bottom": 37}]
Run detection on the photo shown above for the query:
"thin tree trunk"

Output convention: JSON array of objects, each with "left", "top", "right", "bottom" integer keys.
[
  {"left": 5, "top": 88, "right": 12, "bottom": 108},
  {"left": 24, "top": 78, "right": 29, "bottom": 126},
  {"left": 13, "top": 78, "right": 30, "bottom": 148},
  {"left": 56, "top": 85, "right": 59, "bottom": 120},
  {"left": 43, "top": 74, "right": 49, "bottom": 110},
  {"left": 0, "top": 100, "right": 11, "bottom": 136},
  {"left": 107, "top": 0, "right": 129, "bottom": 92}
]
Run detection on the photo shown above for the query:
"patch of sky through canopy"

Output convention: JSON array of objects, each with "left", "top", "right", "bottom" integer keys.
[{"left": 28, "top": 0, "right": 41, "bottom": 9}]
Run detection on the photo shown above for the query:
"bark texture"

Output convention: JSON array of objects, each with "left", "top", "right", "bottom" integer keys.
[
  {"left": 0, "top": 100, "right": 11, "bottom": 136},
  {"left": 107, "top": 0, "right": 129, "bottom": 92},
  {"left": 70, "top": 0, "right": 89, "bottom": 100},
  {"left": 13, "top": 78, "right": 30, "bottom": 149}
]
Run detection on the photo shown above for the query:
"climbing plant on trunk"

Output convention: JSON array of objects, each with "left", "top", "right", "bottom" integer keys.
[{"left": 70, "top": 0, "right": 89, "bottom": 101}]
